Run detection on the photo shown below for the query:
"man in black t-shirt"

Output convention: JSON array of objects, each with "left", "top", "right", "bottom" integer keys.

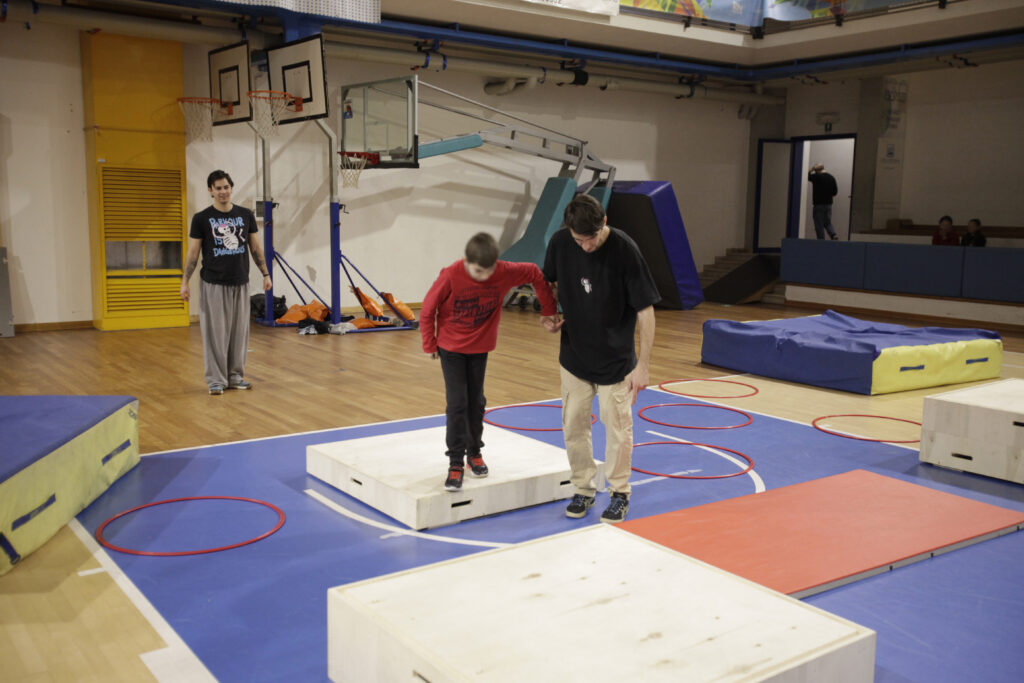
[
  {"left": 542, "top": 194, "right": 660, "bottom": 523},
  {"left": 181, "top": 170, "right": 272, "bottom": 395}
]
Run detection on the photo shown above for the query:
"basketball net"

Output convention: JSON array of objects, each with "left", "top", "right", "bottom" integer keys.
[
  {"left": 249, "top": 91, "right": 296, "bottom": 138},
  {"left": 178, "top": 97, "right": 218, "bottom": 144},
  {"left": 339, "top": 154, "right": 368, "bottom": 188}
]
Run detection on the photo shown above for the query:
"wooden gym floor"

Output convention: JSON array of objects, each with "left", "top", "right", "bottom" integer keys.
[{"left": 1, "top": 302, "right": 1022, "bottom": 681}]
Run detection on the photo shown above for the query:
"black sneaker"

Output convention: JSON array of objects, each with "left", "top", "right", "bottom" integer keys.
[
  {"left": 444, "top": 465, "right": 464, "bottom": 491},
  {"left": 565, "top": 493, "right": 595, "bottom": 518},
  {"left": 600, "top": 493, "right": 630, "bottom": 524},
  {"left": 466, "top": 454, "right": 489, "bottom": 477}
]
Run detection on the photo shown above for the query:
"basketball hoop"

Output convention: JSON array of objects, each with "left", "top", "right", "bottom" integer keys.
[
  {"left": 248, "top": 90, "right": 302, "bottom": 138},
  {"left": 339, "top": 151, "right": 379, "bottom": 188},
  {"left": 178, "top": 97, "right": 226, "bottom": 144}
]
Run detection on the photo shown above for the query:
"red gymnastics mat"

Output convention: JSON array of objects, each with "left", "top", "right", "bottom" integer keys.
[{"left": 620, "top": 469, "right": 1024, "bottom": 598}]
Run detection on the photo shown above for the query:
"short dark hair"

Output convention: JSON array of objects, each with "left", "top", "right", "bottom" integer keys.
[
  {"left": 939, "top": 215, "right": 953, "bottom": 225},
  {"left": 207, "top": 170, "right": 234, "bottom": 189},
  {"left": 465, "top": 232, "right": 499, "bottom": 268},
  {"left": 968, "top": 218, "right": 981, "bottom": 227},
  {"left": 562, "top": 194, "right": 605, "bottom": 237}
]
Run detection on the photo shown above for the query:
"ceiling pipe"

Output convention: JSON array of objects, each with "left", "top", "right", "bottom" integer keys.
[
  {"left": 324, "top": 40, "right": 784, "bottom": 105},
  {"left": 3, "top": 0, "right": 258, "bottom": 46},
  {"left": 2, "top": 0, "right": 781, "bottom": 105},
  {"left": 9, "top": 0, "right": 1024, "bottom": 84}
]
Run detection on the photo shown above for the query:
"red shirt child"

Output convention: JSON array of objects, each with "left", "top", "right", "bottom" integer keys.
[
  {"left": 421, "top": 259, "right": 557, "bottom": 355},
  {"left": 421, "top": 233, "right": 558, "bottom": 492}
]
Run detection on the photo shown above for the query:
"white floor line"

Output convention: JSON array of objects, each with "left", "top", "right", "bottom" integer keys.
[
  {"left": 631, "top": 470, "right": 703, "bottom": 486},
  {"left": 76, "top": 566, "right": 107, "bottom": 577},
  {"left": 649, "top": 374, "right": 921, "bottom": 452},
  {"left": 68, "top": 520, "right": 217, "bottom": 683},
  {"left": 305, "top": 489, "right": 510, "bottom": 549},
  {"left": 645, "top": 429, "right": 767, "bottom": 493}
]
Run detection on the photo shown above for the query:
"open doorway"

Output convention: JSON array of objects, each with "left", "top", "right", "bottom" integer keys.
[
  {"left": 796, "top": 136, "right": 855, "bottom": 241},
  {"left": 753, "top": 134, "right": 855, "bottom": 251}
]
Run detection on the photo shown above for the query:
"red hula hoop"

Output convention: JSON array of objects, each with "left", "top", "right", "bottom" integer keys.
[
  {"left": 639, "top": 403, "right": 753, "bottom": 430},
  {"left": 811, "top": 414, "right": 922, "bottom": 443},
  {"left": 658, "top": 378, "right": 759, "bottom": 399},
  {"left": 483, "top": 404, "right": 596, "bottom": 432},
  {"left": 631, "top": 441, "right": 755, "bottom": 479},
  {"left": 95, "top": 496, "right": 286, "bottom": 557}
]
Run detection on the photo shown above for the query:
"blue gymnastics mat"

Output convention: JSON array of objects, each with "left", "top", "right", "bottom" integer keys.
[
  {"left": 701, "top": 310, "right": 1002, "bottom": 394},
  {"left": 1, "top": 395, "right": 139, "bottom": 574}
]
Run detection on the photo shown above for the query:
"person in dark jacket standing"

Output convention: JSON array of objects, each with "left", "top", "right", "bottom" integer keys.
[{"left": 807, "top": 163, "right": 839, "bottom": 240}]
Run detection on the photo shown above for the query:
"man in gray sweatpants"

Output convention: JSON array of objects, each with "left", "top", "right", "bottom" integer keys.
[{"left": 180, "top": 170, "right": 272, "bottom": 395}]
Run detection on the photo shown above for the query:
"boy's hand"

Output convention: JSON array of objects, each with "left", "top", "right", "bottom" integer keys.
[
  {"left": 540, "top": 315, "right": 563, "bottom": 333},
  {"left": 429, "top": 351, "right": 439, "bottom": 360}
]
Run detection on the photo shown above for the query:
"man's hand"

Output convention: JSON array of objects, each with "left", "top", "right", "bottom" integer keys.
[
  {"left": 180, "top": 281, "right": 190, "bottom": 301},
  {"left": 263, "top": 275, "right": 272, "bottom": 292},
  {"left": 627, "top": 305, "right": 655, "bottom": 405},
  {"left": 625, "top": 364, "right": 649, "bottom": 405},
  {"left": 429, "top": 351, "right": 439, "bottom": 360},
  {"left": 540, "top": 314, "right": 564, "bottom": 333}
]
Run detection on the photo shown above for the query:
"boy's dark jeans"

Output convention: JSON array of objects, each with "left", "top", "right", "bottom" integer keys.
[{"left": 438, "top": 348, "right": 488, "bottom": 464}]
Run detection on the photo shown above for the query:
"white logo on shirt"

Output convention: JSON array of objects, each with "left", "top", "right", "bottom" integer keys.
[{"left": 581, "top": 277, "right": 592, "bottom": 294}]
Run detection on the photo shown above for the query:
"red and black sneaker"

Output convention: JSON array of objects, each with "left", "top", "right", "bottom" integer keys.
[
  {"left": 466, "top": 454, "right": 489, "bottom": 477},
  {"left": 444, "top": 465, "right": 464, "bottom": 491}
]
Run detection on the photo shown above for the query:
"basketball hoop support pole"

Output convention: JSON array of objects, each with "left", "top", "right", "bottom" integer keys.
[
  {"left": 249, "top": 124, "right": 277, "bottom": 327},
  {"left": 314, "top": 119, "right": 345, "bottom": 326}
]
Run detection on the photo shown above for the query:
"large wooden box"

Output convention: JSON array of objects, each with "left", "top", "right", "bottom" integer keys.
[
  {"left": 307, "top": 426, "right": 603, "bottom": 529},
  {"left": 920, "top": 378, "right": 1024, "bottom": 484},
  {"left": 327, "top": 525, "right": 876, "bottom": 682}
]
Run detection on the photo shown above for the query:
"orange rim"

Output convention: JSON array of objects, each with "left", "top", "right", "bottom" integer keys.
[
  {"left": 247, "top": 90, "right": 303, "bottom": 112},
  {"left": 178, "top": 97, "right": 233, "bottom": 115}
]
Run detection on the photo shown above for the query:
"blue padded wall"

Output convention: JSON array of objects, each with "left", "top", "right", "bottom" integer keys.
[
  {"left": 781, "top": 239, "right": 866, "bottom": 288},
  {"left": 863, "top": 244, "right": 964, "bottom": 297},
  {"left": 962, "top": 248, "right": 1024, "bottom": 303},
  {"left": 606, "top": 181, "right": 702, "bottom": 310}
]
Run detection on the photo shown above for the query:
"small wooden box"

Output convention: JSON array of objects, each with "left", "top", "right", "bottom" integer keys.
[
  {"left": 920, "top": 378, "right": 1024, "bottom": 484},
  {"left": 307, "top": 426, "right": 603, "bottom": 529},
  {"left": 327, "top": 525, "right": 876, "bottom": 683}
]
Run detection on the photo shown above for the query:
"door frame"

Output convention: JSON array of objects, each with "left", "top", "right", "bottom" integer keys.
[{"left": 753, "top": 133, "right": 857, "bottom": 252}]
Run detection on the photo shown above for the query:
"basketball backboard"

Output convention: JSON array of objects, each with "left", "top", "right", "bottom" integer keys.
[
  {"left": 209, "top": 41, "right": 252, "bottom": 125},
  {"left": 267, "top": 34, "right": 329, "bottom": 125},
  {"left": 340, "top": 74, "right": 419, "bottom": 169}
]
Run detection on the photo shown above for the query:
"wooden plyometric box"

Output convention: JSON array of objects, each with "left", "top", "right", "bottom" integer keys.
[
  {"left": 920, "top": 378, "right": 1024, "bottom": 484},
  {"left": 327, "top": 525, "right": 876, "bottom": 683},
  {"left": 307, "top": 426, "right": 603, "bottom": 529}
]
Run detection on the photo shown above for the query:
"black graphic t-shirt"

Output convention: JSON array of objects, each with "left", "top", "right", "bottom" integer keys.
[
  {"left": 189, "top": 204, "right": 258, "bottom": 285},
  {"left": 543, "top": 227, "right": 660, "bottom": 384}
]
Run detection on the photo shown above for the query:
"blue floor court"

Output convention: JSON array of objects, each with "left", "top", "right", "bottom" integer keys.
[{"left": 75, "top": 387, "right": 1024, "bottom": 683}]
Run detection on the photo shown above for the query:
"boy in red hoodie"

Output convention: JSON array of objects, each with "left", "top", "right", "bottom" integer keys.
[{"left": 421, "top": 233, "right": 557, "bottom": 491}]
